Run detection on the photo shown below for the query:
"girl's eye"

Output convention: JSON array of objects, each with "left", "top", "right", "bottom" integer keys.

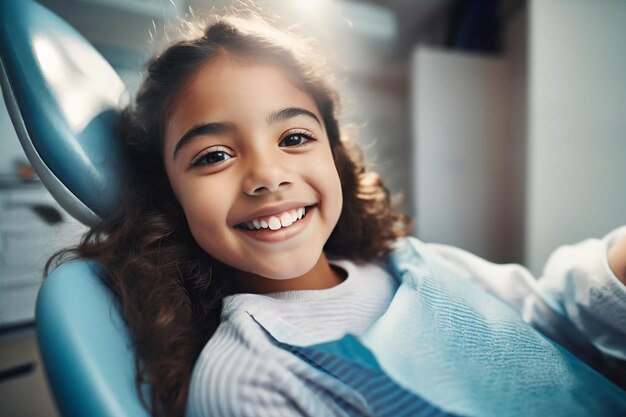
[
  {"left": 191, "top": 149, "right": 233, "bottom": 168},
  {"left": 279, "top": 131, "right": 315, "bottom": 148}
]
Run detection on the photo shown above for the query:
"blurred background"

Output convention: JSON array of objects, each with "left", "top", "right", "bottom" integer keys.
[{"left": 0, "top": 0, "right": 625, "bottom": 415}]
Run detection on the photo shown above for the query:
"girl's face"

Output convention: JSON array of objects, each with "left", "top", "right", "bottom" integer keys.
[{"left": 163, "top": 57, "right": 343, "bottom": 286}]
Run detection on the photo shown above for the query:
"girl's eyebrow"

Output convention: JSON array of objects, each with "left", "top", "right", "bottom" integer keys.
[
  {"left": 267, "top": 107, "right": 322, "bottom": 127},
  {"left": 172, "top": 107, "right": 322, "bottom": 161},
  {"left": 173, "top": 122, "right": 234, "bottom": 160}
]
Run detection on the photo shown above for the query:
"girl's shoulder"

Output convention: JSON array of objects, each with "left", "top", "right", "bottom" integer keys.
[
  {"left": 187, "top": 313, "right": 290, "bottom": 414},
  {"left": 197, "top": 310, "right": 274, "bottom": 361},
  {"left": 187, "top": 308, "right": 351, "bottom": 417}
]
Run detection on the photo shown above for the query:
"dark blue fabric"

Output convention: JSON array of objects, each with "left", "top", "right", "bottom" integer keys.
[{"left": 276, "top": 334, "right": 462, "bottom": 417}]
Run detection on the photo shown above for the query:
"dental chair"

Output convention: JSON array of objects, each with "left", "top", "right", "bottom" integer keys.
[{"left": 0, "top": 0, "right": 148, "bottom": 415}]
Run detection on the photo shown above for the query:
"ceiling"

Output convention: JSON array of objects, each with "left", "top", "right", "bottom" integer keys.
[{"left": 36, "top": 0, "right": 523, "bottom": 71}]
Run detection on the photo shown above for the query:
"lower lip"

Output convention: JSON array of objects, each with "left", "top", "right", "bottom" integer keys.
[{"left": 236, "top": 206, "right": 314, "bottom": 243}]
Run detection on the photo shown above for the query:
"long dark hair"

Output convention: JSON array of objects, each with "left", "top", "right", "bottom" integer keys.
[{"left": 46, "top": 14, "right": 410, "bottom": 417}]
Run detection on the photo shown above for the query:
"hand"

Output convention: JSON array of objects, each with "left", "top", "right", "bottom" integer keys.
[{"left": 608, "top": 236, "right": 626, "bottom": 285}]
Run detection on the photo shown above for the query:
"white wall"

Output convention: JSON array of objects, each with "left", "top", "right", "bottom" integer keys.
[
  {"left": 412, "top": 48, "right": 515, "bottom": 262},
  {"left": 410, "top": 6, "right": 528, "bottom": 264},
  {"left": 526, "top": 0, "right": 626, "bottom": 274}
]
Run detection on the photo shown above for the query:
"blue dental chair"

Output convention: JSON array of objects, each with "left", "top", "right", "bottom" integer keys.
[{"left": 0, "top": 0, "right": 148, "bottom": 415}]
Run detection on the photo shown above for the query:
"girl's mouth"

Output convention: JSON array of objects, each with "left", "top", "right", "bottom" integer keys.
[
  {"left": 235, "top": 205, "right": 317, "bottom": 242},
  {"left": 235, "top": 206, "right": 313, "bottom": 232},
  {"left": 235, "top": 205, "right": 314, "bottom": 232}
]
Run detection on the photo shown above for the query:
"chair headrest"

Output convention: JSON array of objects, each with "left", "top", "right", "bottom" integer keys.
[{"left": 0, "top": 0, "right": 129, "bottom": 225}]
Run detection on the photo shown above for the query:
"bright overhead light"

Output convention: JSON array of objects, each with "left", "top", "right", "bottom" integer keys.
[{"left": 292, "top": 0, "right": 327, "bottom": 15}]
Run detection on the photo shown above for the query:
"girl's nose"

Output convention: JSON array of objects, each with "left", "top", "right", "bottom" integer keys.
[{"left": 242, "top": 154, "right": 293, "bottom": 196}]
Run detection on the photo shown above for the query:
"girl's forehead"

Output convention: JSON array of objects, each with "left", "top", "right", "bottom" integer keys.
[
  {"left": 185, "top": 56, "right": 307, "bottom": 100},
  {"left": 163, "top": 57, "right": 325, "bottom": 156},
  {"left": 166, "top": 57, "right": 320, "bottom": 133}
]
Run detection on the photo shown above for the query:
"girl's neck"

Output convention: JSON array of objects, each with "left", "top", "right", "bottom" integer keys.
[{"left": 233, "top": 253, "right": 346, "bottom": 295}]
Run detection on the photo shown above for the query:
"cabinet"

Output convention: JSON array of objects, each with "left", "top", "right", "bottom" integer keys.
[
  {"left": 0, "top": 181, "right": 84, "bottom": 416},
  {"left": 0, "top": 328, "right": 59, "bottom": 417},
  {"left": 0, "top": 182, "right": 87, "bottom": 329},
  {"left": 411, "top": 1, "right": 626, "bottom": 272}
]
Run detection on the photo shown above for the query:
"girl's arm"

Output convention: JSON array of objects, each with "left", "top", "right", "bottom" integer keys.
[
  {"left": 608, "top": 233, "right": 626, "bottom": 284},
  {"left": 426, "top": 226, "right": 626, "bottom": 366}
]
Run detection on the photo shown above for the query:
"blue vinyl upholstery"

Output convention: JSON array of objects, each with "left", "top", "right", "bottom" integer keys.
[
  {"left": 0, "top": 0, "right": 146, "bottom": 415},
  {"left": 37, "top": 262, "right": 149, "bottom": 417},
  {"left": 0, "top": 0, "right": 127, "bottom": 225}
]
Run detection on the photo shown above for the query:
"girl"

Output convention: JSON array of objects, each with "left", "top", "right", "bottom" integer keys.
[{"left": 47, "top": 12, "right": 626, "bottom": 417}]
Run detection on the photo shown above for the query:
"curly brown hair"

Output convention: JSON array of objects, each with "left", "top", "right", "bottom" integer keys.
[{"left": 46, "top": 14, "right": 410, "bottom": 417}]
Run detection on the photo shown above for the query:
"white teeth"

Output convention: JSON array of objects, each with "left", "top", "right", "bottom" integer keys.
[
  {"left": 268, "top": 216, "right": 281, "bottom": 230},
  {"left": 240, "top": 206, "right": 309, "bottom": 231},
  {"left": 280, "top": 212, "right": 293, "bottom": 227}
]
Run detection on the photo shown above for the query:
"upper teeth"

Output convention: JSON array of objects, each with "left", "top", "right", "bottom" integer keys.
[{"left": 242, "top": 207, "right": 306, "bottom": 231}]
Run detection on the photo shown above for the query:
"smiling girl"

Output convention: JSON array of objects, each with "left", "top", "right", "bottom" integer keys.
[
  {"left": 165, "top": 57, "right": 345, "bottom": 292},
  {"left": 48, "top": 12, "right": 626, "bottom": 417}
]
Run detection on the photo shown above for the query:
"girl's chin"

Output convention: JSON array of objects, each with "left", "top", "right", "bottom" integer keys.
[
  {"left": 258, "top": 264, "right": 317, "bottom": 281},
  {"left": 236, "top": 258, "right": 320, "bottom": 281}
]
